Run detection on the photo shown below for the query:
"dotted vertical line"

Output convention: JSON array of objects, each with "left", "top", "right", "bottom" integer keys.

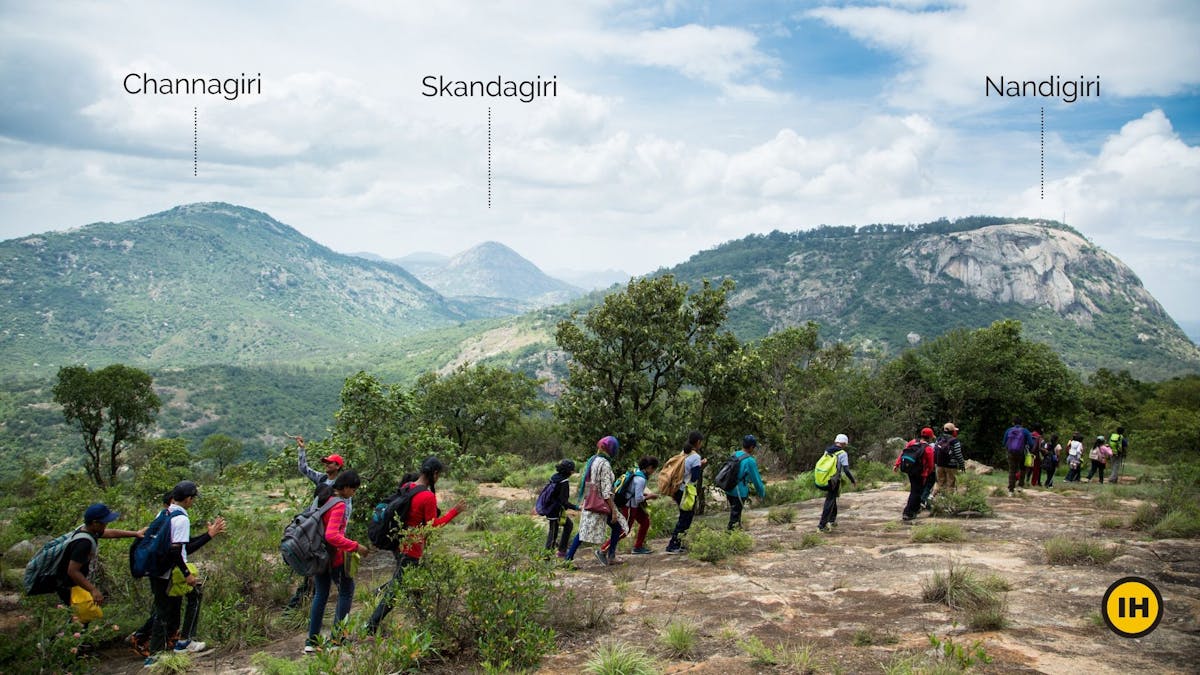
[
  {"left": 487, "top": 107, "right": 492, "bottom": 209},
  {"left": 193, "top": 107, "right": 198, "bottom": 177},
  {"left": 1040, "top": 106, "right": 1044, "bottom": 200}
]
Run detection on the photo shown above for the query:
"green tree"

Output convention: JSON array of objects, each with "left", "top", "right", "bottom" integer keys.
[
  {"left": 199, "top": 433, "right": 243, "bottom": 477},
  {"left": 129, "top": 437, "right": 194, "bottom": 501},
  {"left": 554, "top": 275, "right": 735, "bottom": 455},
  {"left": 52, "top": 364, "right": 162, "bottom": 488},
  {"left": 414, "top": 364, "right": 543, "bottom": 456}
]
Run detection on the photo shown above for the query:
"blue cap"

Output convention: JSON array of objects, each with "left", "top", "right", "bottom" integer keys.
[
  {"left": 83, "top": 503, "right": 119, "bottom": 524},
  {"left": 742, "top": 435, "right": 758, "bottom": 449}
]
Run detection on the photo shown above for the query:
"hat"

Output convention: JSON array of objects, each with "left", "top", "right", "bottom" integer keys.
[
  {"left": 834, "top": 434, "right": 849, "bottom": 445},
  {"left": 921, "top": 427, "right": 935, "bottom": 439},
  {"left": 321, "top": 454, "right": 345, "bottom": 468},
  {"left": 172, "top": 480, "right": 199, "bottom": 501},
  {"left": 555, "top": 459, "right": 576, "bottom": 475},
  {"left": 742, "top": 435, "right": 758, "bottom": 449},
  {"left": 83, "top": 503, "right": 120, "bottom": 524},
  {"left": 1096, "top": 436, "right": 1106, "bottom": 442},
  {"left": 943, "top": 422, "right": 958, "bottom": 432}
]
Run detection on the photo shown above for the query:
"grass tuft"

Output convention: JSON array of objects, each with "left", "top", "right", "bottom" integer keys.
[
  {"left": 1044, "top": 537, "right": 1122, "bottom": 565},
  {"left": 910, "top": 523, "right": 966, "bottom": 543}
]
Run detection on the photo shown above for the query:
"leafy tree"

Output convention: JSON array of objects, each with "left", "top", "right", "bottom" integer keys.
[
  {"left": 414, "top": 364, "right": 543, "bottom": 456},
  {"left": 129, "top": 437, "right": 194, "bottom": 501},
  {"left": 554, "top": 275, "right": 735, "bottom": 455},
  {"left": 52, "top": 364, "right": 162, "bottom": 488},
  {"left": 1132, "top": 375, "right": 1200, "bottom": 462},
  {"left": 199, "top": 433, "right": 243, "bottom": 477}
]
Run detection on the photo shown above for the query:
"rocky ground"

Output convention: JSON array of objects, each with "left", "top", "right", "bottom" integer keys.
[{"left": 74, "top": 481, "right": 1200, "bottom": 673}]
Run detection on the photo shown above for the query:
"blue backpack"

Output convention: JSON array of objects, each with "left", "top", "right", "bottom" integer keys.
[
  {"left": 534, "top": 479, "right": 559, "bottom": 516},
  {"left": 130, "top": 509, "right": 183, "bottom": 578}
]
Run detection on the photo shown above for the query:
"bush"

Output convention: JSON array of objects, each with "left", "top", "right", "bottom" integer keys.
[
  {"left": 929, "top": 476, "right": 993, "bottom": 517},
  {"left": 1044, "top": 537, "right": 1122, "bottom": 565},
  {"left": 852, "top": 628, "right": 898, "bottom": 646},
  {"left": 797, "top": 532, "right": 823, "bottom": 549},
  {"left": 921, "top": 562, "right": 1004, "bottom": 612},
  {"left": 1098, "top": 516, "right": 1123, "bottom": 529},
  {"left": 757, "top": 473, "right": 821, "bottom": 507},
  {"left": 1149, "top": 509, "right": 1200, "bottom": 538},
  {"left": 767, "top": 507, "right": 795, "bottom": 524},
  {"left": 658, "top": 620, "right": 697, "bottom": 659},
  {"left": 910, "top": 523, "right": 965, "bottom": 543},
  {"left": 686, "top": 526, "right": 753, "bottom": 563},
  {"left": 853, "top": 460, "right": 905, "bottom": 486},
  {"left": 585, "top": 641, "right": 658, "bottom": 675}
]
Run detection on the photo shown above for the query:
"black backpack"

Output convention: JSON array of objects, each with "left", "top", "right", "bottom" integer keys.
[
  {"left": 713, "top": 453, "right": 745, "bottom": 492},
  {"left": 612, "top": 471, "right": 639, "bottom": 508},
  {"left": 899, "top": 443, "right": 925, "bottom": 476},
  {"left": 934, "top": 435, "right": 953, "bottom": 467},
  {"left": 367, "top": 483, "right": 429, "bottom": 550},
  {"left": 129, "top": 509, "right": 184, "bottom": 578}
]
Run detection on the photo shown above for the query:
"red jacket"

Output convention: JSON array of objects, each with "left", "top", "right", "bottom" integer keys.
[
  {"left": 400, "top": 487, "right": 461, "bottom": 559},
  {"left": 321, "top": 500, "right": 359, "bottom": 569},
  {"left": 894, "top": 440, "right": 935, "bottom": 479}
]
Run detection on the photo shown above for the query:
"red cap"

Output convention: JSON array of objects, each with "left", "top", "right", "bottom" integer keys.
[
  {"left": 920, "top": 427, "right": 935, "bottom": 439},
  {"left": 321, "top": 454, "right": 345, "bottom": 468}
]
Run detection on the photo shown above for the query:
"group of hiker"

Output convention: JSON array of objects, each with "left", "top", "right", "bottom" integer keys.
[{"left": 1001, "top": 420, "right": 1128, "bottom": 491}]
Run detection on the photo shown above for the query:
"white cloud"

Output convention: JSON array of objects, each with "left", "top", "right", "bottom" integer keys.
[{"left": 809, "top": 0, "right": 1200, "bottom": 108}]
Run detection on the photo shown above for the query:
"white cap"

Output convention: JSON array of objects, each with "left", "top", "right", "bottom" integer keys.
[{"left": 835, "top": 434, "right": 849, "bottom": 445}]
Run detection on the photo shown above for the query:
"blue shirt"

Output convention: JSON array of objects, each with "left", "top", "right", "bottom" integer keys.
[{"left": 728, "top": 450, "right": 766, "bottom": 499}]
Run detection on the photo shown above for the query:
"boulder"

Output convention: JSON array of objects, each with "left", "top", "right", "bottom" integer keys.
[
  {"left": 965, "top": 460, "right": 995, "bottom": 475},
  {"left": 4, "top": 540, "right": 37, "bottom": 566}
]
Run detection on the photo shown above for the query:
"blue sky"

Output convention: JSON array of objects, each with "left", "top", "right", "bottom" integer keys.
[{"left": 1, "top": 0, "right": 1198, "bottom": 322}]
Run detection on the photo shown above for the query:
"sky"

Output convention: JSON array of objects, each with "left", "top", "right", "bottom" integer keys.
[{"left": 1, "top": 0, "right": 1198, "bottom": 321}]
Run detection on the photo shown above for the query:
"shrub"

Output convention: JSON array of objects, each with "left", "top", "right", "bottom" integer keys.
[
  {"left": 585, "top": 641, "right": 658, "bottom": 675},
  {"left": 930, "top": 477, "right": 993, "bottom": 517},
  {"left": 658, "top": 620, "right": 697, "bottom": 659},
  {"left": 966, "top": 597, "right": 1009, "bottom": 630},
  {"left": 1130, "top": 502, "right": 1163, "bottom": 530},
  {"left": 921, "top": 562, "right": 1003, "bottom": 612},
  {"left": 853, "top": 460, "right": 904, "bottom": 486},
  {"left": 757, "top": 474, "right": 821, "bottom": 507},
  {"left": 852, "top": 628, "right": 898, "bottom": 646},
  {"left": 767, "top": 507, "right": 795, "bottom": 524},
  {"left": 1044, "top": 537, "right": 1122, "bottom": 565},
  {"left": 1098, "top": 516, "right": 1123, "bottom": 529},
  {"left": 797, "top": 532, "right": 823, "bottom": 549},
  {"left": 1149, "top": 509, "right": 1200, "bottom": 538},
  {"left": 687, "top": 526, "right": 753, "bottom": 563},
  {"left": 910, "top": 523, "right": 965, "bottom": 543},
  {"left": 739, "top": 636, "right": 779, "bottom": 666}
]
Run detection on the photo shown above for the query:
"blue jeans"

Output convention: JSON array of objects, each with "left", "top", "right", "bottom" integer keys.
[{"left": 309, "top": 564, "right": 354, "bottom": 644}]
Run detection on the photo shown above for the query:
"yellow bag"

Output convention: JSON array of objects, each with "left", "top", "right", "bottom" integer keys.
[
  {"left": 679, "top": 483, "right": 697, "bottom": 511},
  {"left": 1024, "top": 451, "right": 1034, "bottom": 468},
  {"left": 169, "top": 563, "right": 199, "bottom": 597},
  {"left": 70, "top": 586, "right": 103, "bottom": 623},
  {"left": 345, "top": 550, "right": 361, "bottom": 579}
]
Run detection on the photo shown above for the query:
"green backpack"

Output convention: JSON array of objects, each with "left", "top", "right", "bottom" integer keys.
[{"left": 813, "top": 450, "right": 844, "bottom": 489}]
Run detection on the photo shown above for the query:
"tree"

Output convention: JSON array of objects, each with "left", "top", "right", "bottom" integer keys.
[
  {"left": 128, "top": 437, "right": 193, "bottom": 501},
  {"left": 199, "top": 433, "right": 243, "bottom": 477},
  {"left": 554, "top": 275, "right": 735, "bottom": 455},
  {"left": 53, "top": 364, "right": 162, "bottom": 488},
  {"left": 413, "top": 364, "right": 543, "bottom": 457}
]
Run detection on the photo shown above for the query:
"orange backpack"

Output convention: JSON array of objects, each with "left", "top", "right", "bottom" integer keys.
[{"left": 657, "top": 451, "right": 688, "bottom": 497}]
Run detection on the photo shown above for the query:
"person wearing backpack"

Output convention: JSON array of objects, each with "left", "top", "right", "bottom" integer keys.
[
  {"left": 893, "top": 429, "right": 933, "bottom": 521},
  {"left": 601, "top": 456, "right": 661, "bottom": 556},
  {"left": 539, "top": 459, "right": 579, "bottom": 558},
  {"left": 1042, "top": 434, "right": 1062, "bottom": 487},
  {"left": 367, "top": 457, "right": 465, "bottom": 635},
  {"left": 145, "top": 481, "right": 209, "bottom": 665},
  {"left": 723, "top": 436, "right": 766, "bottom": 531},
  {"left": 564, "top": 436, "right": 627, "bottom": 566},
  {"left": 665, "top": 431, "right": 706, "bottom": 554},
  {"left": 1002, "top": 418, "right": 1034, "bottom": 495},
  {"left": 287, "top": 436, "right": 350, "bottom": 611},
  {"left": 304, "top": 470, "right": 363, "bottom": 653},
  {"left": 1026, "top": 426, "right": 1044, "bottom": 487},
  {"left": 916, "top": 428, "right": 938, "bottom": 509},
  {"left": 1065, "top": 432, "right": 1085, "bottom": 482},
  {"left": 1085, "top": 436, "right": 1113, "bottom": 483},
  {"left": 1108, "top": 427, "right": 1129, "bottom": 482},
  {"left": 933, "top": 423, "right": 965, "bottom": 496},
  {"left": 816, "top": 434, "right": 856, "bottom": 532}
]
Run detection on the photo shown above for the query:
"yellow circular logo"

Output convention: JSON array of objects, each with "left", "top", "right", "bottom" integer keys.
[{"left": 1102, "top": 577, "right": 1163, "bottom": 638}]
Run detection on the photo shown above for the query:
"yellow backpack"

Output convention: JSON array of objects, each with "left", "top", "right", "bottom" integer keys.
[{"left": 657, "top": 451, "right": 688, "bottom": 498}]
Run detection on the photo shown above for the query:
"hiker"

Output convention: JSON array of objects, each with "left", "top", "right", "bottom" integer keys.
[
  {"left": 1065, "top": 433, "right": 1085, "bottom": 482},
  {"left": 816, "top": 434, "right": 856, "bottom": 532},
  {"left": 33, "top": 504, "right": 142, "bottom": 622},
  {"left": 367, "top": 457, "right": 464, "bottom": 634},
  {"left": 1002, "top": 418, "right": 1034, "bottom": 495},
  {"left": 724, "top": 435, "right": 766, "bottom": 531},
  {"left": 602, "top": 456, "right": 660, "bottom": 555},
  {"left": 1108, "top": 427, "right": 1129, "bottom": 482},
  {"left": 1042, "top": 434, "right": 1061, "bottom": 487},
  {"left": 564, "top": 436, "right": 627, "bottom": 566},
  {"left": 665, "top": 431, "right": 706, "bottom": 554},
  {"left": 542, "top": 459, "right": 579, "bottom": 558},
  {"left": 128, "top": 491, "right": 227, "bottom": 658},
  {"left": 1085, "top": 436, "right": 1113, "bottom": 484},
  {"left": 145, "top": 481, "right": 213, "bottom": 665},
  {"left": 917, "top": 428, "right": 937, "bottom": 509},
  {"left": 288, "top": 436, "right": 350, "bottom": 610},
  {"left": 894, "top": 429, "right": 933, "bottom": 521},
  {"left": 1028, "top": 426, "right": 1044, "bottom": 487},
  {"left": 933, "top": 423, "right": 965, "bottom": 496},
  {"left": 305, "top": 470, "right": 363, "bottom": 653}
]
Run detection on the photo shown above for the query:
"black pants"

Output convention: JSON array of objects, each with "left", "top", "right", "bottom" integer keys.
[
  {"left": 1043, "top": 463, "right": 1057, "bottom": 486},
  {"left": 1086, "top": 460, "right": 1106, "bottom": 483},
  {"left": 727, "top": 494, "right": 745, "bottom": 530},
  {"left": 1007, "top": 451, "right": 1024, "bottom": 491},
  {"left": 545, "top": 515, "right": 573, "bottom": 553},
  {"left": 668, "top": 488, "right": 696, "bottom": 548},
  {"left": 148, "top": 576, "right": 181, "bottom": 653},
  {"left": 1065, "top": 462, "right": 1081, "bottom": 482},
  {"left": 819, "top": 477, "right": 840, "bottom": 528},
  {"left": 903, "top": 472, "right": 923, "bottom": 519},
  {"left": 367, "top": 552, "right": 419, "bottom": 633}
]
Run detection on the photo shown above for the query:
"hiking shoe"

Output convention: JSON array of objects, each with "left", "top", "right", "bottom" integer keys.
[
  {"left": 664, "top": 545, "right": 683, "bottom": 554},
  {"left": 174, "top": 639, "right": 207, "bottom": 653},
  {"left": 632, "top": 546, "right": 652, "bottom": 554},
  {"left": 817, "top": 525, "right": 830, "bottom": 533},
  {"left": 594, "top": 549, "right": 610, "bottom": 566},
  {"left": 143, "top": 656, "right": 158, "bottom": 669},
  {"left": 127, "top": 633, "right": 150, "bottom": 658},
  {"left": 303, "top": 644, "right": 316, "bottom": 655},
  {"left": 828, "top": 521, "right": 837, "bottom": 529}
]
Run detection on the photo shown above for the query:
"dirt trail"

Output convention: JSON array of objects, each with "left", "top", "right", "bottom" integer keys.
[{"left": 88, "top": 483, "right": 1199, "bottom": 674}]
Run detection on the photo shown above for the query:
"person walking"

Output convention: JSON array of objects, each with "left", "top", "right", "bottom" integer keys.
[
  {"left": 602, "top": 456, "right": 660, "bottom": 555},
  {"left": 665, "top": 431, "right": 706, "bottom": 553},
  {"left": 367, "top": 457, "right": 464, "bottom": 634},
  {"left": 1029, "top": 426, "right": 1044, "bottom": 487},
  {"left": 917, "top": 428, "right": 937, "bottom": 509},
  {"left": 542, "top": 459, "right": 578, "bottom": 558},
  {"left": 565, "top": 436, "right": 626, "bottom": 566},
  {"left": 288, "top": 436, "right": 350, "bottom": 610},
  {"left": 933, "top": 423, "right": 965, "bottom": 496},
  {"left": 817, "top": 434, "right": 856, "bottom": 532},
  {"left": 725, "top": 436, "right": 766, "bottom": 531},
  {"left": 42, "top": 504, "right": 142, "bottom": 619},
  {"left": 1085, "top": 436, "right": 1113, "bottom": 484},
  {"left": 1042, "top": 434, "right": 1062, "bottom": 487},
  {"left": 145, "top": 481, "right": 208, "bottom": 666},
  {"left": 1002, "top": 418, "right": 1034, "bottom": 495},
  {"left": 1065, "top": 433, "right": 1085, "bottom": 482},
  {"left": 894, "top": 429, "right": 933, "bottom": 521},
  {"left": 305, "top": 471, "right": 362, "bottom": 653},
  {"left": 1108, "top": 427, "right": 1129, "bottom": 482}
]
